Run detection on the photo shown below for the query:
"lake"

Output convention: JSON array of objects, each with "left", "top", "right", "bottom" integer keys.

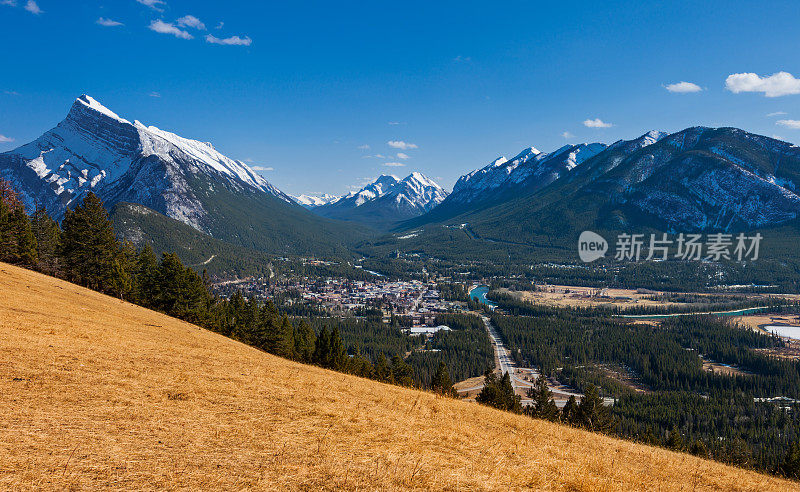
[{"left": 764, "top": 325, "right": 800, "bottom": 341}]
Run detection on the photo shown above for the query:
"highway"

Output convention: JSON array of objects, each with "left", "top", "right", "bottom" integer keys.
[
  {"left": 480, "top": 315, "right": 586, "bottom": 407},
  {"left": 456, "top": 314, "right": 613, "bottom": 408}
]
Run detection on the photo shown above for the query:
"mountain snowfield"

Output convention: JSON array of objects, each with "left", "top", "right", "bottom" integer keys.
[
  {"left": 311, "top": 172, "right": 448, "bottom": 228},
  {"left": 293, "top": 193, "right": 340, "bottom": 208},
  {"left": 0, "top": 95, "right": 289, "bottom": 229}
]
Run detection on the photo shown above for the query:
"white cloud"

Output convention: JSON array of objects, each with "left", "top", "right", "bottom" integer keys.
[
  {"left": 357, "top": 144, "right": 370, "bottom": 150},
  {"left": 396, "top": 152, "right": 410, "bottom": 159},
  {"left": 215, "top": 21, "right": 224, "bottom": 30},
  {"left": 767, "top": 111, "right": 788, "bottom": 117},
  {"left": 383, "top": 162, "right": 405, "bottom": 167},
  {"left": 453, "top": 55, "right": 471, "bottom": 62},
  {"left": 205, "top": 34, "right": 252, "bottom": 46},
  {"left": 0, "top": 134, "right": 14, "bottom": 143},
  {"left": 149, "top": 19, "right": 193, "bottom": 40},
  {"left": 0, "top": 1, "right": 17, "bottom": 6},
  {"left": 387, "top": 121, "right": 402, "bottom": 125},
  {"left": 177, "top": 15, "right": 205, "bottom": 30},
  {"left": 24, "top": 0, "right": 41, "bottom": 14},
  {"left": 561, "top": 131, "right": 574, "bottom": 139},
  {"left": 725, "top": 71, "right": 800, "bottom": 97},
  {"left": 250, "top": 165, "right": 274, "bottom": 171},
  {"left": 664, "top": 81, "right": 703, "bottom": 93},
  {"left": 777, "top": 119, "right": 800, "bottom": 129},
  {"left": 4, "top": 90, "right": 20, "bottom": 95},
  {"left": 136, "top": 0, "right": 165, "bottom": 11},
  {"left": 583, "top": 118, "right": 613, "bottom": 128},
  {"left": 96, "top": 17, "right": 123, "bottom": 27},
  {"left": 387, "top": 140, "right": 418, "bottom": 150},
  {"left": 149, "top": 91, "right": 161, "bottom": 98}
]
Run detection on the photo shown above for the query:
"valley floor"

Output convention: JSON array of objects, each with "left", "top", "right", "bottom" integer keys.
[{"left": 0, "top": 263, "right": 794, "bottom": 490}]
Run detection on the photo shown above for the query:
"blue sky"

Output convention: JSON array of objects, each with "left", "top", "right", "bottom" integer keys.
[{"left": 2, "top": 1, "right": 800, "bottom": 196}]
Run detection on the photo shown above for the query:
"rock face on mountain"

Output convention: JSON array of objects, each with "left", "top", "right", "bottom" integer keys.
[
  {"left": 582, "top": 127, "right": 800, "bottom": 231},
  {"left": 313, "top": 172, "right": 448, "bottom": 229},
  {"left": 0, "top": 95, "right": 366, "bottom": 255}
]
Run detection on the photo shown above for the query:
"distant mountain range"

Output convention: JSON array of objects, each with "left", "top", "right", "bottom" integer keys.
[
  {"left": 5, "top": 95, "right": 800, "bottom": 266},
  {"left": 376, "top": 127, "right": 800, "bottom": 264},
  {"left": 0, "top": 95, "right": 367, "bottom": 256},
  {"left": 310, "top": 173, "right": 447, "bottom": 229},
  {"left": 293, "top": 193, "right": 339, "bottom": 208}
]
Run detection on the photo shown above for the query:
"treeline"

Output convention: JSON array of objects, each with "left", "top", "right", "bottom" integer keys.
[
  {"left": 489, "top": 305, "right": 800, "bottom": 475},
  {"left": 613, "top": 391, "right": 800, "bottom": 473},
  {"left": 492, "top": 313, "right": 799, "bottom": 398},
  {"left": 488, "top": 290, "right": 797, "bottom": 317},
  {"left": 407, "top": 314, "right": 494, "bottom": 387},
  {"left": 476, "top": 372, "right": 613, "bottom": 433},
  {"left": 0, "top": 185, "right": 460, "bottom": 393},
  {"left": 437, "top": 282, "right": 470, "bottom": 302}
]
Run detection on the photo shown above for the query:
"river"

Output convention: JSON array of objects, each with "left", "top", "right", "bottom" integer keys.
[{"left": 469, "top": 285, "right": 497, "bottom": 309}]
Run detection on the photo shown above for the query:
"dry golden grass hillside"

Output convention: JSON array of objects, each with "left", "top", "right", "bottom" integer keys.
[{"left": 0, "top": 262, "right": 796, "bottom": 490}]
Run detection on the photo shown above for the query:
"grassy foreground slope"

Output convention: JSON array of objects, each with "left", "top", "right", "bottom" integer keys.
[{"left": 0, "top": 263, "right": 793, "bottom": 491}]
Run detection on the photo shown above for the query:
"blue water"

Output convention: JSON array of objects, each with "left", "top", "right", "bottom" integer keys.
[{"left": 470, "top": 285, "right": 497, "bottom": 308}]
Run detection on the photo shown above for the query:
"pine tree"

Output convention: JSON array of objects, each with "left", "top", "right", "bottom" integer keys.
[
  {"left": 562, "top": 395, "right": 579, "bottom": 425},
  {"left": 476, "top": 370, "right": 500, "bottom": 406},
  {"left": 30, "top": 206, "right": 61, "bottom": 274},
  {"left": 59, "top": 192, "right": 118, "bottom": 292},
  {"left": 293, "top": 320, "right": 316, "bottom": 362},
  {"left": 666, "top": 425, "right": 685, "bottom": 451},
  {"left": 526, "top": 375, "right": 560, "bottom": 421},
  {"left": 264, "top": 314, "right": 294, "bottom": 358},
  {"left": 690, "top": 439, "right": 709, "bottom": 459},
  {"left": 498, "top": 372, "right": 522, "bottom": 413},
  {"left": 313, "top": 326, "right": 331, "bottom": 367},
  {"left": 391, "top": 355, "right": 414, "bottom": 387},
  {"left": 8, "top": 206, "right": 37, "bottom": 265},
  {"left": 374, "top": 352, "right": 390, "bottom": 382},
  {"left": 476, "top": 370, "right": 521, "bottom": 413},
  {"left": 431, "top": 360, "right": 455, "bottom": 396},
  {"left": 181, "top": 268, "right": 212, "bottom": 325},
  {"left": 576, "top": 384, "right": 613, "bottom": 432},
  {"left": 0, "top": 180, "right": 37, "bottom": 266},
  {"left": 329, "top": 326, "right": 347, "bottom": 371},
  {"left": 778, "top": 441, "right": 800, "bottom": 480},
  {"left": 134, "top": 244, "right": 159, "bottom": 307},
  {"left": 111, "top": 240, "right": 137, "bottom": 300},
  {"left": 155, "top": 252, "right": 188, "bottom": 316}
]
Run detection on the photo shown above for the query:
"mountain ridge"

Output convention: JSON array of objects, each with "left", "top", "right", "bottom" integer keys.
[
  {"left": 313, "top": 172, "right": 448, "bottom": 229},
  {"left": 0, "top": 95, "right": 371, "bottom": 256}
]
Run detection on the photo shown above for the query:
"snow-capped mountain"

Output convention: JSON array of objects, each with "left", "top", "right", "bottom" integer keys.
[
  {"left": 312, "top": 172, "right": 448, "bottom": 229},
  {"left": 408, "top": 127, "right": 800, "bottom": 240},
  {"left": 0, "top": 95, "right": 289, "bottom": 227},
  {"left": 293, "top": 193, "right": 339, "bottom": 208},
  {"left": 340, "top": 174, "right": 404, "bottom": 208},
  {"left": 446, "top": 142, "right": 609, "bottom": 206},
  {"left": 0, "top": 95, "right": 362, "bottom": 256}
]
